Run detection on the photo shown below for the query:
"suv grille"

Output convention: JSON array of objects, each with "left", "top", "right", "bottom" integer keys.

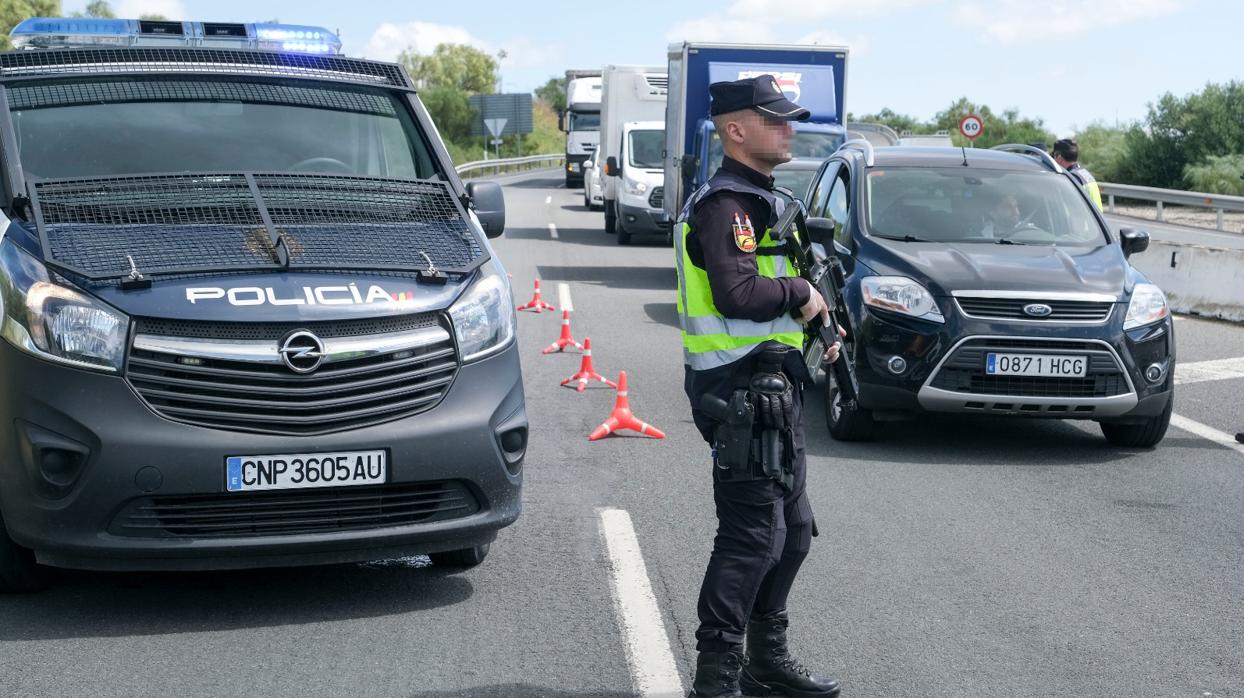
[
  {"left": 109, "top": 481, "right": 478, "bottom": 538},
  {"left": 648, "top": 186, "right": 664, "bottom": 209},
  {"left": 955, "top": 296, "right": 1114, "bottom": 322},
  {"left": 126, "top": 315, "right": 459, "bottom": 435},
  {"left": 929, "top": 339, "right": 1130, "bottom": 398}
]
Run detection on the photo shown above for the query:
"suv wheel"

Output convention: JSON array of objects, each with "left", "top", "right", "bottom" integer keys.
[
  {"left": 824, "top": 348, "right": 875, "bottom": 441},
  {"left": 429, "top": 543, "right": 490, "bottom": 569},
  {"left": 1100, "top": 391, "right": 1173, "bottom": 448},
  {"left": 1, "top": 513, "right": 49, "bottom": 593},
  {"left": 604, "top": 201, "right": 617, "bottom": 235}
]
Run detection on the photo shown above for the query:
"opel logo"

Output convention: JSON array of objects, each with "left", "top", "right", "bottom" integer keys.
[
  {"left": 1022, "top": 303, "right": 1054, "bottom": 318},
  {"left": 278, "top": 330, "right": 325, "bottom": 374}
]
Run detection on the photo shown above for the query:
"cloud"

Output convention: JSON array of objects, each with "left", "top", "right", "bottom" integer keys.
[
  {"left": 364, "top": 21, "right": 484, "bottom": 62},
  {"left": 363, "top": 22, "right": 562, "bottom": 74},
  {"left": 115, "top": 0, "right": 186, "bottom": 19},
  {"left": 955, "top": 0, "right": 1183, "bottom": 43},
  {"left": 725, "top": 0, "right": 934, "bottom": 21},
  {"left": 666, "top": 0, "right": 906, "bottom": 48}
]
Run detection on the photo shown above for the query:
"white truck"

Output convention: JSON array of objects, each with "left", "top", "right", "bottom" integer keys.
[
  {"left": 598, "top": 65, "right": 668, "bottom": 244},
  {"left": 561, "top": 69, "right": 601, "bottom": 188}
]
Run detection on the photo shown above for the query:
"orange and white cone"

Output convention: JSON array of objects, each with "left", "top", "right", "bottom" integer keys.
[
  {"left": 560, "top": 338, "right": 618, "bottom": 392},
  {"left": 588, "top": 371, "right": 665, "bottom": 441},
  {"left": 542, "top": 310, "right": 584, "bottom": 354},
  {"left": 516, "top": 279, "right": 555, "bottom": 313}
]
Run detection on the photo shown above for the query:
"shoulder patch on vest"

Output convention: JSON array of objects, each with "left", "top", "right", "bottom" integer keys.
[{"left": 732, "top": 212, "right": 757, "bottom": 253}]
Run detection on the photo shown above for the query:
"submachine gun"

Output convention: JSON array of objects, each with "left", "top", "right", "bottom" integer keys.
[{"left": 770, "top": 199, "right": 860, "bottom": 407}]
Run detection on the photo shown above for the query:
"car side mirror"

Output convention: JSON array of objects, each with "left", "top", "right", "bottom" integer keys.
[
  {"left": 680, "top": 155, "right": 700, "bottom": 180},
  {"left": 466, "top": 181, "right": 505, "bottom": 238},
  {"left": 1119, "top": 227, "right": 1149, "bottom": 258},
  {"left": 805, "top": 216, "right": 838, "bottom": 248},
  {"left": 832, "top": 239, "right": 853, "bottom": 258},
  {"left": 606, "top": 156, "right": 620, "bottom": 177}
]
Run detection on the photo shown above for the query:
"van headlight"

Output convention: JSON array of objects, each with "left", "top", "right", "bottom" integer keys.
[
  {"left": 449, "top": 261, "right": 516, "bottom": 363},
  {"left": 861, "top": 276, "right": 945, "bottom": 323},
  {"left": 624, "top": 177, "right": 648, "bottom": 196},
  {"left": 0, "top": 240, "right": 128, "bottom": 372},
  {"left": 1123, "top": 283, "right": 1169, "bottom": 330}
]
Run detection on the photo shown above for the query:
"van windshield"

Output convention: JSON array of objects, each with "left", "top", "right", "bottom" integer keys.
[
  {"left": 628, "top": 129, "right": 663, "bottom": 169},
  {"left": 707, "top": 130, "right": 844, "bottom": 175},
  {"left": 864, "top": 167, "right": 1107, "bottom": 246},
  {"left": 10, "top": 80, "right": 438, "bottom": 180}
]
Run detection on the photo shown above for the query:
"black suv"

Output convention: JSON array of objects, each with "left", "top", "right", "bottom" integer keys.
[{"left": 800, "top": 142, "right": 1174, "bottom": 447}]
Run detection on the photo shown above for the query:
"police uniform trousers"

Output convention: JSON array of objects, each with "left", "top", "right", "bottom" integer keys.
[{"left": 695, "top": 383, "right": 814, "bottom": 652}]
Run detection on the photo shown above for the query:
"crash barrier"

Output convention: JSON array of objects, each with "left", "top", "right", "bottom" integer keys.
[
  {"left": 517, "top": 278, "right": 665, "bottom": 441},
  {"left": 455, "top": 154, "right": 564, "bottom": 178},
  {"left": 1101, "top": 182, "right": 1244, "bottom": 233},
  {"left": 1128, "top": 240, "right": 1244, "bottom": 323}
]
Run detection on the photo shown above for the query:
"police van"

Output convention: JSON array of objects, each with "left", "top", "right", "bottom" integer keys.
[{"left": 0, "top": 18, "right": 526, "bottom": 591}]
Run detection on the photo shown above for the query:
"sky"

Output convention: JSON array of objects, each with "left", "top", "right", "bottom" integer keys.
[{"left": 60, "top": 0, "right": 1244, "bottom": 136}]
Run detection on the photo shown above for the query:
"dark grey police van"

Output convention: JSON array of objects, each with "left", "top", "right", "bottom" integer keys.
[{"left": 0, "top": 18, "right": 526, "bottom": 591}]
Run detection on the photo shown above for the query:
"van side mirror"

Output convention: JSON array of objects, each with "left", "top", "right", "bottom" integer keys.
[
  {"left": 466, "top": 181, "right": 506, "bottom": 238},
  {"left": 606, "top": 156, "right": 620, "bottom": 177},
  {"left": 1119, "top": 227, "right": 1149, "bottom": 258},
  {"left": 680, "top": 155, "right": 700, "bottom": 180}
]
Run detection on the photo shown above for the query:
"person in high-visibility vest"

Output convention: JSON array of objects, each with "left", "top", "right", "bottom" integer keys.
[
  {"left": 1052, "top": 138, "right": 1103, "bottom": 211},
  {"left": 676, "top": 74, "right": 843, "bottom": 698}
]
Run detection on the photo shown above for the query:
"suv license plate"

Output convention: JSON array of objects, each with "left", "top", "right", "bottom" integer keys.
[
  {"left": 986, "top": 353, "right": 1088, "bottom": 378},
  {"left": 226, "top": 450, "right": 386, "bottom": 493}
]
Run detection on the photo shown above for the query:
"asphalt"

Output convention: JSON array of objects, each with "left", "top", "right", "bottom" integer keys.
[{"left": 2, "top": 168, "right": 1242, "bottom": 697}]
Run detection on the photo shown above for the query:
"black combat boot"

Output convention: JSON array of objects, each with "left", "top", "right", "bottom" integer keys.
[
  {"left": 740, "top": 610, "right": 840, "bottom": 697},
  {"left": 689, "top": 650, "right": 746, "bottom": 697}
]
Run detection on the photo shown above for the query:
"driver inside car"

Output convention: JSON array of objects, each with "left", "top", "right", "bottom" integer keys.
[{"left": 980, "top": 193, "right": 1022, "bottom": 238}]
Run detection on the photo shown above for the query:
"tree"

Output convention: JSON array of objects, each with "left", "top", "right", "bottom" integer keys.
[
  {"left": 930, "top": 97, "right": 1056, "bottom": 149},
  {"left": 852, "top": 108, "right": 926, "bottom": 135},
  {"left": 0, "top": 0, "right": 60, "bottom": 51},
  {"left": 534, "top": 76, "right": 566, "bottom": 112},
  {"left": 397, "top": 43, "right": 497, "bottom": 94},
  {"left": 84, "top": 0, "right": 112, "bottom": 17},
  {"left": 417, "top": 85, "right": 477, "bottom": 144},
  {"left": 1117, "top": 81, "right": 1244, "bottom": 188},
  {"left": 1071, "top": 123, "right": 1129, "bottom": 183},
  {"left": 1183, "top": 154, "right": 1244, "bottom": 196}
]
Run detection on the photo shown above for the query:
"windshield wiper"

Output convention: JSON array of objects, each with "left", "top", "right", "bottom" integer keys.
[{"left": 876, "top": 234, "right": 933, "bottom": 243}]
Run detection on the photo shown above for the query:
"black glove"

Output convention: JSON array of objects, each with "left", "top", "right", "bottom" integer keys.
[{"left": 751, "top": 372, "right": 793, "bottom": 431}]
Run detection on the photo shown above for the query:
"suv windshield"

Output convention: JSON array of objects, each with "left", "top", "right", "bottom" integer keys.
[
  {"left": 708, "top": 130, "right": 844, "bottom": 175},
  {"left": 10, "top": 80, "right": 438, "bottom": 179},
  {"left": 628, "top": 129, "right": 663, "bottom": 169},
  {"left": 864, "top": 167, "right": 1106, "bottom": 246}
]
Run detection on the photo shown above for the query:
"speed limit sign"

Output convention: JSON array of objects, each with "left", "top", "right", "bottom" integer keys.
[{"left": 959, "top": 114, "right": 984, "bottom": 140}]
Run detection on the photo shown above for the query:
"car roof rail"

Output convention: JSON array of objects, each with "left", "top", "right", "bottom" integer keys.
[
  {"left": 989, "top": 143, "right": 1063, "bottom": 173},
  {"left": 836, "top": 138, "right": 875, "bottom": 166}
]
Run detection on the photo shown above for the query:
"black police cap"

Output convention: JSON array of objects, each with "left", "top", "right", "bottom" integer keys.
[{"left": 709, "top": 74, "right": 811, "bottom": 121}]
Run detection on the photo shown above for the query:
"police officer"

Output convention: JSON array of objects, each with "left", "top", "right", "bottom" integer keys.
[
  {"left": 1051, "top": 138, "right": 1103, "bottom": 211},
  {"left": 674, "top": 75, "right": 842, "bottom": 697}
]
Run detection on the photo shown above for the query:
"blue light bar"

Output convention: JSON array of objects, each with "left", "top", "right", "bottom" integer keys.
[{"left": 9, "top": 18, "right": 343, "bottom": 55}]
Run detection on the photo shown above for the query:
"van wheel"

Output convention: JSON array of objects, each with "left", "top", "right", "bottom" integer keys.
[
  {"left": 824, "top": 353, "right": 875, "bottom": 441},
  {"left": 429, "top": 543, "right": 490, "bottom": 569},
  {"left": 1100, "top": 392, "right": 1173, "bottom": 448},
  {"left": 1, "top": 513, "right": 49, "bottom": 593},
  {"left": 604, "top": 202, "right": 617, "bottom": 235},
  {"left": 616, "top": 215, "right": 633, "bottom": 245}
]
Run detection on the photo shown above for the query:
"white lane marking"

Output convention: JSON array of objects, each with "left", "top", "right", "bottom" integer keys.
[
  {"left": 545, "top": 195, "right": 552, "bottom": 204},
  {"left": 558, "top": 283, "right": 574, "bottom": 313},
  {"left": 548, "top": 223, "right": 559, "bottom": 239},
  {"left": 1170, "top": 413, "right": 1244, "bottom": 455},
  {"left": 1174, "top": 357, "right": 1244, "bottom": 386},
  {"left": 599, "top": 509, "right": 684, "bottom": 698}
]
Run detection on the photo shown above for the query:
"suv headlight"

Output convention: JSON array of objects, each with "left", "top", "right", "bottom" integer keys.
[
  {"left": 1123, "top": 283, "right": 1169, "bottom": 330},
  {"left": 861, "top": 276, "right": 945, "bottom": 323},
  {"left": 624, "top": 177, "right": 648, "bottom": 196},
  {"left": 449, "top": 260, "right": 516, "bottom": 363},
  {"left": 0, "top": 240, "right": 128, "bottom": 371}
]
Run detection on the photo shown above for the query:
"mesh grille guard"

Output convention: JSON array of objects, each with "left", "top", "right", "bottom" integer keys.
[
  {"left": 0, "top": 47, "right": 413, "bottom": 89},
  {"left": 28, "top": 172, "right": 488, "bottom": 282}
]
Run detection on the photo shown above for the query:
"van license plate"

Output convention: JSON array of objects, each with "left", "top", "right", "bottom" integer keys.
[
  {"left": 226, "top": 450, "right": 386, "bottom": 492},
  {"left": 986, "top": 353, "right": 1088, "bottom": 378}
]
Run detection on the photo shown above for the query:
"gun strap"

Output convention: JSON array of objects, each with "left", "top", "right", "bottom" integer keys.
[{"left": 755, "top": 243, "right": 788, "bottom": 256}]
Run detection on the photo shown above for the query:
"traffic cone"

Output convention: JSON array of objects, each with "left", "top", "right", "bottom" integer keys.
[
  {"left": 543, "top": 310, "right": 584, "bottom": 354},
  {"left": 588, "top": 371, "right": 665, "bottom": 441},
  {"left": 516, "top": 279, "right": 555, "bottom": 313},
  {"left": 560, "top": 338, "right": 618, "bottom": 392}
]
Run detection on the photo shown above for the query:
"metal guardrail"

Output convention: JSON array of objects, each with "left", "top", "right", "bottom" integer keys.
[
  {"left": 1100, "top": 182, "right": 1244, "bottom": 232},
  {"left": 455, "top": 153, "right": 564, "bottom": 178}
]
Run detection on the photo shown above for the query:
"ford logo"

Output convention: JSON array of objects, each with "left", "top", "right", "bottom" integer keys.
[{"left": 1022, "top": 303, "right": 1054, "bottom": 318}]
